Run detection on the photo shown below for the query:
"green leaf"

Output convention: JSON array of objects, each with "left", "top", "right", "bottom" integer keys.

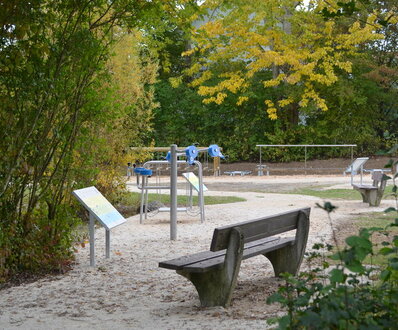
[
  {"left": 390, "top": 262, "right": 398, "bottom": 270},
  {"left": 278, "top": 315, "right": 291, "bottom": 329},
  {"left": 379, "top": 247, "right": 393, "bottom": 255},
  {"left": 384, "top": 207, "right": 397, "bottom": 213},
  {"left": 346, "top": 236, "right": 372, "bottom": 249},
  {"left": 346, "top": 260, "right": 365, "bottom": 273},
  {"left": 330, "top": 268, "right": 345, "bottom": 283},
  {"left": 380, "top": 269, "right": 391, "bottom": 281},
  {"left": 384, "top": 158, "right": 394, "bottom": 168},
  {"left": 330, "top": 252, "right": 342, "bottom": 261}
]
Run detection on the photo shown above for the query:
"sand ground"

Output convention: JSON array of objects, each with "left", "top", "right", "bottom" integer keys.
[{"left": 0, "top": 174, "right": 396, "bottom": 329}]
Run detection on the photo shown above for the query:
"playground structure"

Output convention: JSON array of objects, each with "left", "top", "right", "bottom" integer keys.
[
  {"left": 130, "top": 146, "right": 222, "bottom": 176},
  {"left": 134, "top": 144, "right": 224, "bottom": 240},
  {"left": 135, "top": 160, "right": 206, "bottom": 223},
  {"left": 256, "top": 144, "right": 357, "bottom": 175}
]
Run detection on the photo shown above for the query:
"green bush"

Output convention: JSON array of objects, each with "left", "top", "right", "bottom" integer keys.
[{"left": 267, "top": 155, "right": 398, "bottom": 329}]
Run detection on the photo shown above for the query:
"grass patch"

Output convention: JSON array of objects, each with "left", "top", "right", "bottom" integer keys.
[
  {"left": 287, "top": 185, "right": 395, "bottom": 200},
  {"left": 336, "top": 212, "right": 398, "bottom": 266},
  {"left": 122, "top": 192, "right": 246, "bottom": 208}
]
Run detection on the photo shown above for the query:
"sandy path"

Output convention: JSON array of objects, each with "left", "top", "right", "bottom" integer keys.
[{"left": 0, "top": 175, "right": 394, "bottom": 329}]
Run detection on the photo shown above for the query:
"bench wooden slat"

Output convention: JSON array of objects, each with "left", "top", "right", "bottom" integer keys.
[
  {"left": 210, "top": 208, "right": 310, "bottom": 251},
  {"left": 159, "top": 236, "right": 282, "bottom": 270},
  {"left": 159, "top": 250, "right": 223, "bottom": 270},
  {"left": 352, "top": 184, "right": 377, "bottom": 190},
  {"left": 242, "top": 237, "right": 294, "bottom": 260},
  {"left": 182, "top": 237, "right": 295, "bottom": 273}
]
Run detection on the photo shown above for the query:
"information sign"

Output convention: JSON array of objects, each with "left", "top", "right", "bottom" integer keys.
[
  {"left": 73, "top": 186, "right": 126, "bottom": 230},
  {"left": 182, "top": 172, "right": 208, "bottom": 192}
]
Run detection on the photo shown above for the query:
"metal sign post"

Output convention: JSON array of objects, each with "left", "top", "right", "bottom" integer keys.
[{"left": 73, "top": 186, "right": 127, "bottom": 266}]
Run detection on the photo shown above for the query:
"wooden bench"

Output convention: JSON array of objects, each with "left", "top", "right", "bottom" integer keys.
[
  {"left": 352, "top": 170, "right": 387, "bottom": 207},
  {"left": 159, "top": 208, "right": 311, "bottom": 307}
]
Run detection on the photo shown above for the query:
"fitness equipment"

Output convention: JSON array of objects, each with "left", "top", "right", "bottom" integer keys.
[
  {"left": 134, "top": 144, "right": 224, "bottom": 240},
  {"left": 134, "top": 159, "right": 202, "bottom": 223}
]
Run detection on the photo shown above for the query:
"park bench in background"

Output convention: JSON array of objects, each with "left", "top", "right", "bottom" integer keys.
[
  {"left": 159, "top": 208, "right": 310, "bottom": 307},
  {"left": 224, "top": 170, "right": 252, "bottom": 176},
  {"left": 352, "top": 170, "right": 387, "bottom": 207}
]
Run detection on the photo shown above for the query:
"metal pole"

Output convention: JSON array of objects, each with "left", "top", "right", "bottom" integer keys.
[
  {"left": 304, "top": 146, "right": 307, "bottom": 176},
  {"left": 196, "top": 161, "right": 205, "bottom": 223},
  {"left": 105, "top": 229, "right": 110, "bottom": 259},
  {"left": 144, "top": 176, "right": 149, "bottom": 220},
  {"left": 89, "top": 213, "right": 95, "bottom": 267},
  {"left": 139, "top": 175, "right": 145, "bottom": 224},
  {"left": 189, "top": 185, "right": 193, "bottom": 209},
  {"left": 170, "top": 144, "right": 178, "bottom": 240},
  {"left": 259, "top": 146, "right": 262, "bottom": 176}
]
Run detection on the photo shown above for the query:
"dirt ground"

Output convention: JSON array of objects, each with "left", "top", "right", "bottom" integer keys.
[
  {"left": 0, "top": 157, "right": 396, "bottom": 330},
  {"left": 219, "top": 156, "right": 394, "bottom": 176}
]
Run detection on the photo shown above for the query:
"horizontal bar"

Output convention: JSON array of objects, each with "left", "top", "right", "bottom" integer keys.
[
  {"left": 263, "top": 167, "right": 351, "bottom": 170},
  {"left": 158, "top": 207, "right": 187, "bottom": 212},
  {"left": 256, "top": 144, "right": 357, "bottom": 147},
  {"left": 131, "top": 147, "right": 214, "bottom": 152},
  {"left": 137, "top": 185, "right": 171, "bottom": 190}
]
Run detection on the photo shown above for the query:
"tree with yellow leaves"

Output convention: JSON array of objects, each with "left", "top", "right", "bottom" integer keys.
[{"left": 184, "top": 0, "right": 389, "bottom": 122}]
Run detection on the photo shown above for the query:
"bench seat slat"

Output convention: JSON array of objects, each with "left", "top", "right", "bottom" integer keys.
[
  {"left": 160, "top": 237, "right": 295, "bottom": 273},
  {"left": 353, "top": 184, "right": 377, "bottom": 190},
  {"left": 183, "top": 237, "right": 295, "bottom": 273},
  {"left": 242, "top": 237, "right": 294, "bottom": 260},
  {"left": 159, "top": 236, "right": 281, "bottom": 271},
  {"left": 159, "top": 250, "right": 224, "bottom": 270}
]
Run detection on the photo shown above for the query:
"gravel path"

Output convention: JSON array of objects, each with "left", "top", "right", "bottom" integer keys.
[{"left": 0, "top": 174, "right": 395, "bottom": 329}]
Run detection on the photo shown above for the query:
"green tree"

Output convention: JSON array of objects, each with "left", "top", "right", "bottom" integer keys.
[
  {"left": 0, "top": 0, "right": 178, "bottom": 281},
  {"left": 183, "top": 0, "right": 382, "bottom": 122}
]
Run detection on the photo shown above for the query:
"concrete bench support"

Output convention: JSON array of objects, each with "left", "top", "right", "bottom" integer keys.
[{"left": 352, "top": 171, "right": 387, "bottom": 207}]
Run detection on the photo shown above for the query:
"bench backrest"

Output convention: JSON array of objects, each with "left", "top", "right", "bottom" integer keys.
[
  {"left": 210, "top": 208, "right": 311, "bottom": 251},
  {"left": 345, "top": 157, "right": 369, "bottom": 174},
  {"left": 371, "top": 170, "right": 383, "bottom": 182}
]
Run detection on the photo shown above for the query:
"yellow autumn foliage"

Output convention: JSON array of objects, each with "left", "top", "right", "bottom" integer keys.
[
  {"left": 184, "top": 0, "right": 388, "bottom": 119},
  {"left": 91, "top": 30, "right": 158, "bottom": 195}
]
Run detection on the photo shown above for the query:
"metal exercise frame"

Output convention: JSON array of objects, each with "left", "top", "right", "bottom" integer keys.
[
  {"left": 135, "top": 144, "right": 224, "bottom": 240},
  {"left": 256, "top": 144, "right": 357, "bottom": 175},
  {"left": 136, "top": 160, "right": 205, "bottom": 225}
]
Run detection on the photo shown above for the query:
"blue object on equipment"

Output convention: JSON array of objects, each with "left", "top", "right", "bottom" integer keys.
[
  {"left": 185, "top": 145, "right": 198, "bottom": 165},
  {"left": 208, "top": 144, "right": 225, "bottom": 159},
  {"left": 134, "top": 167, "right": 152, "bottom": 176},
  {"left": 165, "top": 151, "right": 171, "bottom": 162}
]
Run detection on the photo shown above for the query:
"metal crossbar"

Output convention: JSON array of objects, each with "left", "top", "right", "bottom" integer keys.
[{"left": 256, "top": 144, "right": 357, "bottom": 175}]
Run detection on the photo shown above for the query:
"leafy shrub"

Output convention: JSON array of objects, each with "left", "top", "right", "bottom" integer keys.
[{"left": 267, "top": 153, "right": 398, "bottom": 329}]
